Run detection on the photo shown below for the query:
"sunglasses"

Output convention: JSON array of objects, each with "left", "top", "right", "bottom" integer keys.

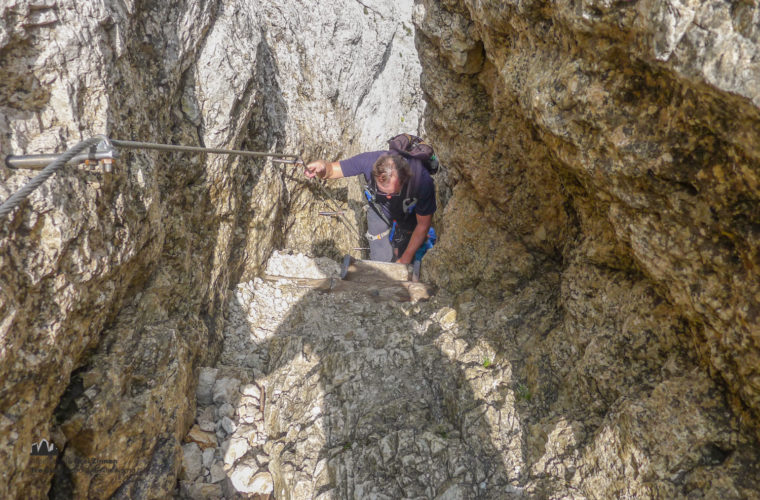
[{"left": 375, "top": 187, "right": 402, "bottom": 197}]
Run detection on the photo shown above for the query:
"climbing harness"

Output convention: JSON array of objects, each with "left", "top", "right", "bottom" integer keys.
[
  {"left": 366, "top": 227, "right": 391, "bottom": 241},
  {"left": 363, "top": 185, "right": 391, "bottom": 226}
]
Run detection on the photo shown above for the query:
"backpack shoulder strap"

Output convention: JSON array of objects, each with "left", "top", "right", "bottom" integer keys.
[
  {"left": 360, "top": 175, "right": 393, "bottom": 227},
  {"left": 401, "top": 164, "right": 419, "bottom": 215}
]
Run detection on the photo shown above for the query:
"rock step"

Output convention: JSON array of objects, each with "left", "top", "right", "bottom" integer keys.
[
  {"left": 261, "top": 275, "right": 435, "bottom": 302},
  {"left": 341, "top": 258, "right": 412, "bottom": 282}
]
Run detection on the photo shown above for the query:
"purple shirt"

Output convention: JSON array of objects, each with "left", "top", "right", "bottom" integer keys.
[{"left": 340, "top": 151, "right": 437, "bottom": 221}]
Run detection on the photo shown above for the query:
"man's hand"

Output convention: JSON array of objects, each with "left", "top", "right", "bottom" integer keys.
[
  {"left": 398, "top": 214, "right": 433, "bottom": 265},
  {"left": 396, "top": 254, "right": 413, "bottom": 265},
  {"left": 304, "top": 160, "right": 344, "bottom": 180},
  {"left": 305, "top": 160, "right": 327, "bottom": 179}
]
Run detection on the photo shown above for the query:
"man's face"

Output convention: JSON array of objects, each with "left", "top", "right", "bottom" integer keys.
[{"left": 375, "top": 170, "right": 402, "bottom": 198}]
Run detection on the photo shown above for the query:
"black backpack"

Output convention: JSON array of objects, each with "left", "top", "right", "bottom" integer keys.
[{"left": 387, "top": 134, "right": 440, "bottom": 175}]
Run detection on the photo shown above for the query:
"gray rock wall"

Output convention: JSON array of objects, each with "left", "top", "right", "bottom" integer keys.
[
  {"left": 3, "top": 0, "right": 760, "bottom": 497},
  {"left": 416, "top": 0, "right": 760, "bottom": 497},
  {"left": 0, "top": 1, "right": 421, "bottom": 498}
]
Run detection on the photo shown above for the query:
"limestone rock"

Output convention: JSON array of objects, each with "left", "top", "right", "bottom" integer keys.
[
  {"left": 217, "top": 403, "right": 234, "bottom": 420},
  {"left": 212, "top": 377, "right": 241, "bottom": 405},
  {"left": 196, "top": 368, "right": 219, "bottom": 406},
  {"left": 197, "top": 407, "right": 216, "bottom": 433},
  {"left": 222, "top": 437, "right": 250, "bottom": 467},
  {"left": 207, "top": 249, "right": 760, "bottom": 498},
  {"left": 264, "top": 250, "right": 341, "bottom": 279},
  {"left": 1, "top": 0, "right": 421, "bottom": 497},
  {"left": 186, "top": 426, "right": 218, "bottom": 450},
  {"left": 229, "top": 466, "right": 273, "bottom": 495},
  {"left": 202, "top": 447, "right": 216, "bottom": 469},
  {"left": 220, "top": 417, "right": 236, "bottom": 435},
  {"left": 240, "top": 384, "right": 261, "bottom": 400},
  {"left": 4, "top": 0, "right": 760, "bottom": 498},
  {"left": 179, "top": 481, "right": 223, "bottom": 500},
  {"left": 414, "top": 0, "right": 760, "bottom": 496},
  {"left": 181, "top": 443, "right": 203, "bottom": 482},
  {"left": 209, "top": 462, "right": 226, "bottom": 484}
]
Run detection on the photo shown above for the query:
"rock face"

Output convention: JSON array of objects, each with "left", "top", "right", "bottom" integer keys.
[
  {"left": 414, "top": 0, "right": 760, "bottom": 497},
  {"left": 191, "top": 251, "right": 760, "bottom": 499},
  {"left": 189, "top": 252, "right": 523, "bottom": 499},
  {"left": 3, "top": 0, "right": 760, "bottom": 498},
  {"left": 0, "top": 1, "right": 421, "bottom": 498}
]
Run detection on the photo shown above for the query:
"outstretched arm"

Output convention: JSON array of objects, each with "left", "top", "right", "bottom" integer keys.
[
  {"left": 304, "top": 160, "right": 344, "bottom": 179},
  {"left": 397, "top": 214, "right": 433, "bottom": 265}
]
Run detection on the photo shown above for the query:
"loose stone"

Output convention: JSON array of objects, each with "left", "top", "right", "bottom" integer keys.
[
  {"left": 213, "top": 377, "right": 241, "bottom": 405},
  {"left": 186, "top": 426, "right": 218, "bottom": 450},
  {"left": 217, "top": 402, "right": 235, "bottom": 419},
  {"left": 196, "top": 368, "right": 218, "bottom": 406},
  {"left": 210, "top": 462, "right": 226, "bottom": 484},
  {"left": 202, "top": 447, "right": 216, "bottom": 468},
  {"left": 181, "top": 443, "right": 202, "bottom": 481},
  {"left": 221, "top": 416, "right": 236, "bottom": 434}
]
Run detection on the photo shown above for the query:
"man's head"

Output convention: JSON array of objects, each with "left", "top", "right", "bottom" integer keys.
[{"left": 372, "top": 154, "right": 411, "bottom": 196}]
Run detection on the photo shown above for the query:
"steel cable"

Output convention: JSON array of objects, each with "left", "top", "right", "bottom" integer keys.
[
  {"left": 1, "top": 137, "right": 301, "bottom": 220},
  {"left": 2, "top": 139, "right": 366, "bottom": 253},
  {"left": 302, "top": 161, "right": 366, "bottom": 242},
  {"left": 110, "top": 139, "right": 299, "bottom": 161},
  {"left": 0, "top": 136, "right": 103, "bottom": 219}
]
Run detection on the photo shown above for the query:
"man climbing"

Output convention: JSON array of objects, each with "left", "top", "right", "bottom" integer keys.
[{"left": 305, "top": 150, "right": 436, "bottom": 264}]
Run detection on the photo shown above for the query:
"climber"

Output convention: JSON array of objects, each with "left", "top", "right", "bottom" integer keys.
[{"left": 305, "top": 151, "right": 436, "bottom": 264}]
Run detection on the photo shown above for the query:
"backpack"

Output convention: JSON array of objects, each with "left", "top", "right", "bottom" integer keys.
[{"left": 387, "top": 134, "right": 440, "bottom": 175}]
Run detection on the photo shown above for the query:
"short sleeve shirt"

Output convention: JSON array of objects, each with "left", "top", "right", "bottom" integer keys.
[{"left": 340, "top": 151, "right": 437, "bottom": 221}]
